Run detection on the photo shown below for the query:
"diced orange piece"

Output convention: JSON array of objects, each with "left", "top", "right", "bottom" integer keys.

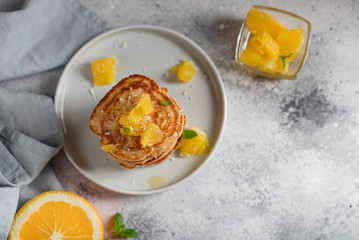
[
  {"left": 179, "top": 126, "right": 209, "bottom": 156},
  {"left": 171, "top": 59, "right": 196, "bottom": 82},
  {"left": 246, "top": 7, "right": 287, "bottom": 39},
  {"left": 261, "top": 57, "right": 283, "bottom": 73},
  {"left": 242, "top": 7, "right": 305, "bottom": 74},
  {"left": 129, "top": 94, "right": 153, "bottom": 122},
  {"left": 140, "top": 123, "right": 164, "bottom": 147},
  {"left": 119, "top": 112, "right": 148, "bottom": 136},
  {"left": 240, "top": 44, "right": 265, "bottom": 67},
  {"left": 119, "top": 93, "right": 153, "bottom": 136},
  {"left": 91, "top": 55, "right": 117, "bottom": 86},
  {"left": 101, "top": 144, "right": 117, "bottom": 152},
  {"left": 277, "top": 27, "right": 305, "bottom": 56},
  {"left": 240, "top": 33, "right": 279, "bottom": 68}
]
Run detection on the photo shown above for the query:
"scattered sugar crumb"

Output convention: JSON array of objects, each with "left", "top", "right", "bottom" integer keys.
[
  {"left": 163, "top": 70, "right": 170, "bottom": 77},
  {"left": 89, "top": 88, "right": 96, "bottom": 101},
  {"left": 333, "top": 123, "right": 339, "bottom": 128},
  {"left": 143, "top": 67, "right": 148, "bottom": 73},
  {"left": 189, "top": 96, "right": 193, "bottom": 101},
  {"left": 131, "top": 179, "right": 135, "bottom": 185},
  {"left": 204, "top": 128, "right": 209, "bottom": 134},
  {"left": 104, "top": 132, "right": 110, "bottom": 135},
  {"left": 183, "top": 90, "right": 188, "bottom": 95},
  {"left": 121, "top": 42, "right": 128, "bottom": 48},
  {"left": 169, "top": 157, "right": 176, "bottom": 162}
]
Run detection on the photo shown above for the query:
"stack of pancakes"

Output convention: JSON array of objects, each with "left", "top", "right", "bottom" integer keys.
[{"left": 90, "top": 75, "right": 186, "bottom": 169}]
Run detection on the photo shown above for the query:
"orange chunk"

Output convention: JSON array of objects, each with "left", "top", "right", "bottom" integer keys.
[
  {"left": 91, "top": 55, "right": 117, "bottom": 86},
  {"left": 240, "top": 44, "right": 265, "bottom": 67},
  {"left": 171, "top": 59, "right": 196, "bottom": 82},
  {"left": 179, "top": 126, "right": 209, "bottom": 156},
  {"left": 119, "top": 93, "right": 153, "bottom": 136},
  {"left": 9, "top": 191, "right": 103, "bottom": 240},
  {"left": 277, "top": 27, "right": 305, "bottom": 56},
  {"left": 140, "top": 123, "right": 164, "bottom": 147},
  {"left": 246, "top": 7, "right": 287, "bottom": 39},
  {"left": 241, "top": 7, "right": 304, "bottom": 74},
  {"left": 129, "top": 93, "right": 153, "bottom": 122},
  {"left": 101, "top": 144, "right": 117, "bottom": 152},
  {"left": 119, "top": 113, "right": 149, "bottom": 136}
]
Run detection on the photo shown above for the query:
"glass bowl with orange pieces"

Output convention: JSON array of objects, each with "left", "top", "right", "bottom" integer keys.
[{"left": 235, "top": 5, "right": 311, "bottom": 80}]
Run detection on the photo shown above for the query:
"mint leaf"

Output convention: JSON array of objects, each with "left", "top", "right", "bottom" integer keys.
[
  {"left": 123, "top": 127, "right": 131, "bottom": 135},
  {"left": 280, "top": 53, "right": 293, "bottom": 70},
  {"left": 106, "top": 212, "right": 139, "bottom": 240},
  {"left": 181, "top": 130, "right": 198, "bottom": 139},
  {"left": 120, "top": 229, "right": 139, "bottom": 238},
  {"left": 159, "top": 100, "right": 172, "bottom": 106},
  {"left": 114, "top": 213, "right": 124, "bottom": 234}
]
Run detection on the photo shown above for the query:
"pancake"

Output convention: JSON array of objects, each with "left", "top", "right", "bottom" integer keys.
[{"left": 89, "top": 74, "right": 186, "bottom": 169}]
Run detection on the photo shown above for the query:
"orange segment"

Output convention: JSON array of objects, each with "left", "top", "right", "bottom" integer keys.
[
  {"left": 240, "top": 44, "right": 266, "bottom": 67},
  {"left": 118, "top": 93, "right": 153, "bottom": 136},
  {"left": 9, "top": 191, "right": 103, "bottom": 240},
  {"left": 129, "top": 93, "right": 153, "bottom": 122},
  {"left": 140, "top": 123, "right": 164, "bottom": 147},
  {"left": 246, "top": 7, "right": 287, "bottom": 39},
  {"left": 101, "top": 144, "right": 117, "bottom": 152},
  {"left": 119, "top": 112, "right": 149, "bottom": 136},
  {"left": 179, "top": 126, "right": 209, "bottom": 156},
  {"left": 242, "top": 7, "right": 304, "bottom": 74},
  {"left": 91, "top": 55, "right": 117, "bottom": 86},
  {"left": 277, "top": 27, "right": 305, "bottom": 56},
  {"left": 171, "top": 59, "right": 196, "bottom": 82}
]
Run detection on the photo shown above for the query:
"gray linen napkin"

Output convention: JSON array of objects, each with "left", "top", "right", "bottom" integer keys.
[
  {"left": 0, "top": 89, "right": 64, "bottom": 238},
  {"left": 0, "top": 0, "right": 111, "bottom": 238},
  {"left": 0, "top": 0, "right": 110, "bottom": 81}
]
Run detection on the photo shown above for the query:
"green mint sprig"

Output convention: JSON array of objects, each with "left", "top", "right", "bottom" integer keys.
[
  {"left": 159, "top": 100, "right": 173, "bottom": 106},
  {"left": 181, "top": 129, "right": 198, "bottom": 139},
  {"left": 106, "top": 213, "right": 138, "bottom": 239},
  {"left": 280, "top": 53, "right": 293, "bottom": 71},
  {"left": 123, "top": 127, "right": 131, "bottom": 135}
]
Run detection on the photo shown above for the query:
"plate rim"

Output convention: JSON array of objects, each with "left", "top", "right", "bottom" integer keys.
[{"left": 54, "top": 25, "right": 227, "bottom": 195}]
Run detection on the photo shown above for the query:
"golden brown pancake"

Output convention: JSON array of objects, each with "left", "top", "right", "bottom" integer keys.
[{"left": 89, "top": 74, "right": 186, "bottom": 169}]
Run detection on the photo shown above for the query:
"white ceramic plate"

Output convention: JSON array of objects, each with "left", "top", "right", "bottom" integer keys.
[{"left": 54, "top": 25, "right": 226, "bottom": 195}]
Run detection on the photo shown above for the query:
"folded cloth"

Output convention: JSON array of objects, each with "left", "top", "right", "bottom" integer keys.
[
  {"left": 0, "top": 89, "right": 64, "bottom": 239},
  {"left": 0, "top": 0, "right": 111, "bottom": 81},
  {"left": 0, "top": 0, "right": 111, "bottom": 237}
]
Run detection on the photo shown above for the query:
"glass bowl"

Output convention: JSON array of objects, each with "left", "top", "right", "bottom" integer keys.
[{"left": 235, "top": 5, "right": 311, "bottom": 80}]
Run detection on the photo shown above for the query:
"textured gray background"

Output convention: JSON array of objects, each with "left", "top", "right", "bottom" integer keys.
[{"left": 3, "top": 0, "right": 359, "bottom": 239}]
